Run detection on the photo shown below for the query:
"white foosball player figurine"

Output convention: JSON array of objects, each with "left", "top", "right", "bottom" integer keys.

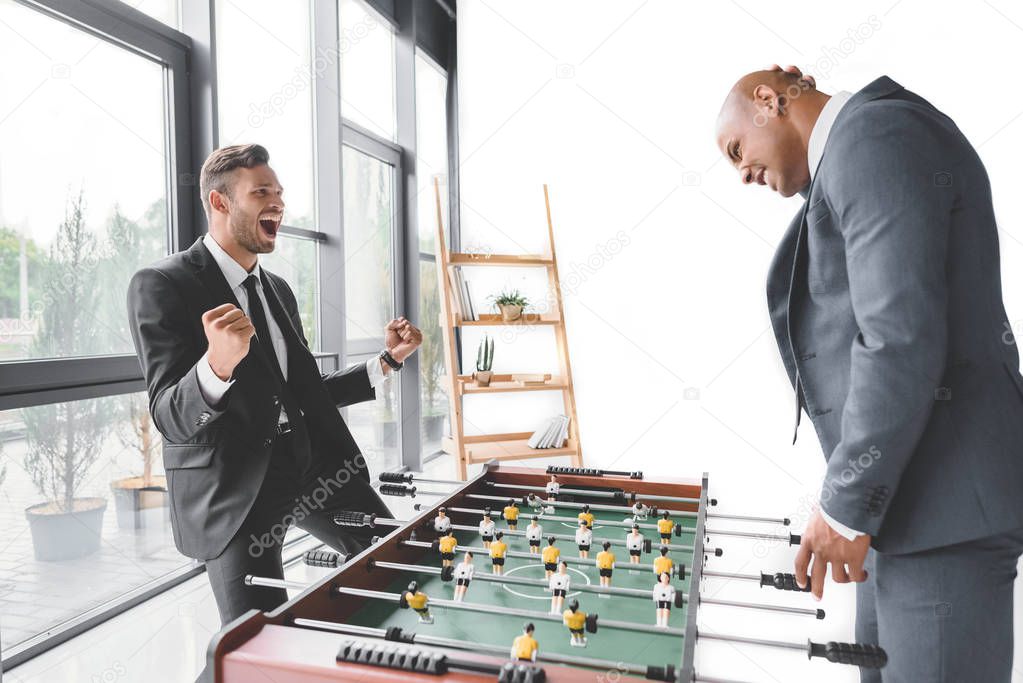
[
  {"left": 652, "top": 572, "right": 676, "bottom": 627},
  {"left": 548, "top": 561, "right": 571, "bottom": 614},
  {"left": 575, "top": 519, "right": 593, "bottom": 559},
  {"left": 478, "top": 509, "right": 496, "bottom": 549},
  {"left": 452, "top": 552, "right": 475, "bottom": 602},
  {"left": 525, "top": 516, "right": 543, "bottom": 554},
  {"left": 433, "top": 507, "right": 451, "bottom": 536}
]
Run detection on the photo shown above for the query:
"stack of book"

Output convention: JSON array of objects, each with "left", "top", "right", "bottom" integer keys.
[
  {"left": 453, "top": 270, "right": 476, "bottom": 321},
  {"left": 527, "top": 414, "right": 570, "bottom": 449}
]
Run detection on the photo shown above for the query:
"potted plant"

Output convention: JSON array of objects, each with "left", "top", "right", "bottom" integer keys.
[
  {"left": 23, "top": 190, "right": 109, "bottom": 561},
  {"left": 474, "top": 335, "right": 495, "bottom": 386},
  {"left": 490, "top": 289, "right": 528, "bottom": 322},
  {"left": 110, "top": 394, "right": 168, "bottom": 530}
]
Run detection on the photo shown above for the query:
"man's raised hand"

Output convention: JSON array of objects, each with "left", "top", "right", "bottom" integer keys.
[
  {"left": 203, "top": 303, "right": 255, "bottom": 381},
  {"left": 385, "top": 317, "right": 423, "bottom": 363}
]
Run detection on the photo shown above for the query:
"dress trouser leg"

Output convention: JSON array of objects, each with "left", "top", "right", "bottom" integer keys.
[
  {"left": 866, "top": 528, "right": 1023, "bottom": 682},
  {"left": 855, "top": 549, "right": 882, "bottom": 683}
]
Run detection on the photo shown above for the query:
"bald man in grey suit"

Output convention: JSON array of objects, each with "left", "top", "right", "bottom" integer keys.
[{"left": 715, "top": 67, "right": 1023, "bottom": 681}]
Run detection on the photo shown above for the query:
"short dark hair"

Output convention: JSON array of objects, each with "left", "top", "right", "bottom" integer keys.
[{"left": 199, "top": 143, "right": 270, "bottom": 219}]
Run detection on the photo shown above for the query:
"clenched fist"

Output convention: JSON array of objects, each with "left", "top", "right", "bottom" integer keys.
[{"left": 202, "top": 303, "right": 255, "bottom": 381}]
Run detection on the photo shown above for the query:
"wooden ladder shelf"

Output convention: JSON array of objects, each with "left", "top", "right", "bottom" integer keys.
[{"left": 433, "top": 179, "right": 584, "bottom": 480}]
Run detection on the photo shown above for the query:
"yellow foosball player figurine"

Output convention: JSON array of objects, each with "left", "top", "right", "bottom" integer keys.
[
  {"left": 657, "top": 511, "right": 674, "bottom": 546},
  {"left": 626, "top": 524, "right": 644, "bottom": 565},
  {"left": 525, "top": 516, "right": 543, "bottom": 554},
  {"left": 479, "top": 509, "right": 496, "bottom": 549},
  {"left": 653, "top": 546, "right": 673, "bottom": 576},
  {"left": 510, "top": 622, "right": 538, "bottom": 662},
  {"left": 489, "top": 531, "right": 508, "bottom": 575},
  {"left": 595, "top": 541, "right": 616, "bottom": 588},
  {"left": 577, "top": 505, "right": 595, "bottom": 530},
  {"left": 652, "top": 572, "right": 676, "bottom": 628},
  {"left": 437, "top": 531, "right": 458, "bottom": 568},
  {"left": 403, "top": 581, "right": 434, "bottom": 624},
  {"left": 563, "top": 599, "right": 587, "bottom": 647},
  {"left": 541, "top": 536, "right": 560, "bottom": 579},
  {"left": 503, "top": 499, "right": 520, "bottom": 530}
]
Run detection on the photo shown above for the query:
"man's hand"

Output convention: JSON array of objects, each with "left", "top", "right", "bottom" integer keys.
[
  {"left": 203, "top": 303, "right": 254, "bottom": 381},
  {"left": 763, "top": 63, "right": 816, "bottom": 88},
  {"left": 385, "top": 317, "right": 423, "bottom": 363},
  {"left": 794, "top": 508, "right": 871, "bottom": 600}
]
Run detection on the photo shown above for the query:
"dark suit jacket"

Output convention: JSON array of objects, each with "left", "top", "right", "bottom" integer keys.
[
  {"left": 127, "top": 236, "right": 375, "bottom": 560},
  {"left": 768, "top": 76, "right": 1023, "bottom": 554}
]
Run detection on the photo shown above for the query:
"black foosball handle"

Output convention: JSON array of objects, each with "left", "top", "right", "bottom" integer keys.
[
  {"left": 378, "top": 471, "right": 414, "bottom": 484},
  {"left": 379, "top": 483, "right": 417, "bottom": 497},
  {"left": 334, "top": 511, "right": 376, "bottom": 528},
  {"left": 761, "top": 572, "right": 812, "bottom": 592},
  {"left": 304, "top": 549, "right": 344, "bottom": 568},
  {"left": 546, "top": 465, "right": 643, "bottom": 479},
  {"left": 789, "top": 533, "right": 802, "bottom": 546},
  {"left": 808, "top": 640, "right": 888, "bottom": 669}
]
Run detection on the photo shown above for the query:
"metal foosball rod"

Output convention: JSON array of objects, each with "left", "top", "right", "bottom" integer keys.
[
  {"left": 377, "top": 471, "right": 463, "bottom": 486},
  {"left": 365, "top": 559, "right": 823, "bottom": 619},
  {"left": 697, "top": 631, "right": 888, "bottom": 670},
  {"left": 485, "top": 480, "right": 712, "bottom": 506},
  {"left": 423, "top": 503, "right": 801, "bottom": 547},
  {"left": 291, "top": 617, "right": 681, "bottom": 682},
  {"left": 466, "top": 492, "right": 790, "bottom": 526},
  {"left": 702, "top": 569, "right": 812, "bottom": 592},
  {"left": 375, "top": 483, "right": 452, "bottom": 498}
]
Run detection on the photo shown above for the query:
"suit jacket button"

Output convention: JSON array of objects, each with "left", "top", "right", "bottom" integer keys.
[
  {"left": 264, "top": 438, "right": 272, "bottom": 448},
  {"left": 272, "top": 395, "right": 280, "bottom": 406}
]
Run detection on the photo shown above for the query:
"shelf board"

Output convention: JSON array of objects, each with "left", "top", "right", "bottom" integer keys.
[
  {"left": 442, "top": 435, "right": 579, "bottom": 464},
  {"left": 449, "top": 253, "right": 553, "bottom": 267},
  {"left": 457, "top": 313, "right": 560, "bottom": 326},
  {"left": 456, "top": 374, "right": 566, "bottom": 394}
]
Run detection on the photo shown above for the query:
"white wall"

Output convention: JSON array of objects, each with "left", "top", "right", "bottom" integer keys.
[{"left": 455, "top": 1, "right": 1023, "bottom": 680}]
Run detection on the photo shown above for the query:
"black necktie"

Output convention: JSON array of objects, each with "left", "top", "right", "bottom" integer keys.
[
  {"left": 242, "top": 273, "right": 313, "bottom": 474},
  {"left": 242, "top": 274, "right": 285, "bottom": 383}
]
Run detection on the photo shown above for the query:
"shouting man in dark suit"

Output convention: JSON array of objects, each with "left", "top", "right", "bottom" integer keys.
[
  {"left": 126, "top": 144, "right": 422, "bottom": 630},
  {"left": 716, "top": 67, "right": 1023, "bottom": 681}
]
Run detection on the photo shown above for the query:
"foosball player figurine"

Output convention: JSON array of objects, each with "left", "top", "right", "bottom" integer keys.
[
  {"left": 632, "top": 501, "right": 651, "bottom": 520},
  {"left": 503, "top": 499, "right": 520, "bottom": 530},
  {"left": 438, "top": 531, "right": 458, "bottom": 568},
  {"left": 562, "top": 599, "right": 587, "bottom": 647},
  {"left": 549, "top": 561, "right": 571, "bottom": 614},
  {"left": 652, "top": 572, "right": 675, "bottom": 628},
  {"left": 453, "top": 551, "right": 475, "bottom": 602},
  {"left": 577, "top": 504, "right": 595, "bottom": 529},
  {"left": 541, "top": 536, "right": 561, "bottom": 579},
  {"left": 434, "top": 507, "right": 452, "bottom": 537},
  {"left": 656, "top": 511, "right": 673, "bottom": 546},
  {"left": 626, "top": 524, "right": 644, "bottom": 565},
  {"left": 653, "top": 546, "right": 673, "bottom": 577},
  {"left": 525, "top": 516, "right": 543, "bottom": 554},
  {"left": 489, "top": 531, "right": 508, "bottom": 575},
  {"left": 403, "top": 581, "right": 434, "bottom": 624},
  {"left": 545, "top": 473, "right": 560, "bottom": 501},
  {"left": 510, "top": 622, "right": 538, "bottom": 662},
  {"left": 575, "top": 519, "right": 593, "bottom": 559},
  {"left": 479, "top": 509, "right": 496, "bottom": 549},
  {"left": 595, "top": 541, "right": 615, "bottom": 588}
]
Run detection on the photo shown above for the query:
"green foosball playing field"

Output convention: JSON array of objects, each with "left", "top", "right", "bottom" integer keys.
[{"left": 344, "top": 502, "right": 698, "bottom": 669}]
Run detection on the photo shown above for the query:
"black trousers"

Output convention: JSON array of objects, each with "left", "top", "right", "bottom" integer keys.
[{"left": 203, "top": 430, "right": 393, "bottom": 626}]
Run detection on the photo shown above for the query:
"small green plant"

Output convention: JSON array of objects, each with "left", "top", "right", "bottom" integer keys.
[
  {"left": 476, "top": 335, "right": 495, "bottom": 372},
  {"left": 489, "top": 288, "right": 529, "bottom": 308}
]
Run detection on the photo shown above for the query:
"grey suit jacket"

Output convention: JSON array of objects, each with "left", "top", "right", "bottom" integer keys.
[
  {"left": 127, "top": 236, "right": 375, "bottom": 560},
  {"left": 767, "top": 76, "right": 1023, "bottom": 554}
]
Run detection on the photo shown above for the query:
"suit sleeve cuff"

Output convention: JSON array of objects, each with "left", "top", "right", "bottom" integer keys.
[
  {"left": 366, "top": 356, "right": 388, "bottom": 389},
  {"left": 820, "top": 507, "right": 864, "bottom": 541},
  {"left": 197, "top": 351, "right": 235, "bottom": 406}
]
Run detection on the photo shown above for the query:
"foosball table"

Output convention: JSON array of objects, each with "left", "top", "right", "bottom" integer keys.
[{"left": 208, "top": 464, "right": 887, "bottom": 682}]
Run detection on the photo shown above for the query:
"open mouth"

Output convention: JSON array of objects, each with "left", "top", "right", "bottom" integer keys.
[{"left": 258, "top": 215, "right": 281, "bottom": 238}]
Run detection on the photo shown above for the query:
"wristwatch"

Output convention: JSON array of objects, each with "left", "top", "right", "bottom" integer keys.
[{"left": 380, "top": 349, "right": 403, "bottom": 371}]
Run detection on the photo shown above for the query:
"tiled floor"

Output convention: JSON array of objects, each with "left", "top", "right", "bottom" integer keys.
[{"left": 3, "top": 453, "right": 567, "bottom": 682}]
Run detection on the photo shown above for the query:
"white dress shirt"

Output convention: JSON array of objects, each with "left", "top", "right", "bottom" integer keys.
[
  {"left": 196, "top": 233, "right": 386, "bottom": 419},
  {"left": 805, "top": 91, "right": 864, "bottom": 541}
]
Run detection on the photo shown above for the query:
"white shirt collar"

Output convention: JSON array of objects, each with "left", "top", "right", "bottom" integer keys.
[
  {"left": 808, "top": 90, "right": 853, "bottom": 180},
  {"left": 202, "top": 232, "right": 261, "bottom": 292}
]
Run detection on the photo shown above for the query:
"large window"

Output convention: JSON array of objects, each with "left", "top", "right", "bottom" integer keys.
[
  {"left": 338, "top": 0, "right": 397, "bottom": 141},
  {"left": 0, "top": 0, "right": 193, "bottom": 665},
  {"left": 415, "top": 50, "right": 451, "bottom": 457}
]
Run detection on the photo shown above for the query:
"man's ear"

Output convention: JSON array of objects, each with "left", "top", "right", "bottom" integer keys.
[
  {"left": 752, "top": 84, "right": 784, "bottom": 119},
  {"left": 209, "top": 190, "right": 229, "bottom": 215}
]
